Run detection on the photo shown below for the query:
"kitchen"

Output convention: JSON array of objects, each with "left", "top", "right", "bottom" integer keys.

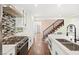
[{"left": 0, "top": 4, "right": 79, "bottom": 55}]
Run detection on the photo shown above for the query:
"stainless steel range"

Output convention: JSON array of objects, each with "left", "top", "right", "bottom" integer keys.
[{"left": 17, "top": 36, "right": 28, "bottom": 55}]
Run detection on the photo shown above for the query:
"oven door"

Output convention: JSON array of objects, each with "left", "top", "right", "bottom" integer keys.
[{"left": 17, "top": 40, "right": 28, "bottom": 55}]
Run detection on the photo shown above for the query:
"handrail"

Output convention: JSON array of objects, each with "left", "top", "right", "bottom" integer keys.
[
  {"left": 43, "top": 19, "right": 64, "bottom": 33},
  {"left": 43, "top": 19, "right": 64, "bottom": 38}
]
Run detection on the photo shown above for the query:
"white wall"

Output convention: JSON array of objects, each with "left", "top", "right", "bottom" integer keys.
[
  {"left": 26, "top": 13, "right": 38, "bottom": 49},
  {"left": 56, "top": 17, "right": 79, "bottom": 38},
  {"left": 70, "top": 18, "right": 79, "bottom": 38}
]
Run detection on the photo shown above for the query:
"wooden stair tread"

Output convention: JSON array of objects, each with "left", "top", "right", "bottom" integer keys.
[{"left": 43, "top": 19, "right": 64, "bottom": 39}]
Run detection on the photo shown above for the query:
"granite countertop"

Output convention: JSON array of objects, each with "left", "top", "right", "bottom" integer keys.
[{"left": 2, "top": 36, "right": 28, "bottom": 45}]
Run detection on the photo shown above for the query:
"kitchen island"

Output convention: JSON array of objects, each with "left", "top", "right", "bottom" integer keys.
[{"left": 48, "top": 33, "right": 79, "bottom": 55}]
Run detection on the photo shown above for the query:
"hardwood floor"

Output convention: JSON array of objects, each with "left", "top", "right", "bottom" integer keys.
[{"left": 28, "top": 33, "right": 51, "bottom": 55}]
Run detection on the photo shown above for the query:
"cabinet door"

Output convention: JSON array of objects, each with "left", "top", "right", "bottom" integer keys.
[
  {"left": 6, "top": 51, "right": 14, "bottom": 55},
  {"left": 3, "top": 49, "right": 15, "bottom": 55},
  {"left": 52, "top": 40, "right": 68, "bottom": 55},
  {"left": 2, "top": 45, "right": 16, "bottom": 55}
]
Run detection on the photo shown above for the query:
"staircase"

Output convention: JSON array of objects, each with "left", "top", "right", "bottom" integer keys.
[{"left": 43, "top": 19, "right": 64, "bottom": 39}]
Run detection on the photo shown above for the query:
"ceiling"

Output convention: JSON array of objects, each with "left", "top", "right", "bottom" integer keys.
[{"left": 15, "top": 4, "right": 79, "bottom": 18}]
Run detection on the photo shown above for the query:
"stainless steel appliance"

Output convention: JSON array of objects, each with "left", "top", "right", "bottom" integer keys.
[{"left": 17, "top": 36, "right": 28, "bottom": 55}]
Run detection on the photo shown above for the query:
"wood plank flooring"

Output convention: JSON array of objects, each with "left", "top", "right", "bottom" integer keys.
[{"left": 28, "top": 33, "right": 51, "bottom": 55}]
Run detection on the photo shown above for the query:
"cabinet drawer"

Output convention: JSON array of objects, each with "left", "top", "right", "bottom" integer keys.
[
  {"left": 3, "top": 49, "right": 15, "bottom": 55},
  {"left": 3, "top": 46, "right": 16, "bottom": 55}
]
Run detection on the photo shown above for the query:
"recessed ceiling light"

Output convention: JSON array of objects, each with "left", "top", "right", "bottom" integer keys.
[
  {"left": 36, "top": 22, "right": 42, "bottom": 26},
  {"left": 57, "top": 3, "right": 62, "bottom": 7},
  {"left": 34, "top": 4, "right": 38, "bottom": 7},
  {"left": 32, "top": 16, "right": 34, "bottom": 19}
]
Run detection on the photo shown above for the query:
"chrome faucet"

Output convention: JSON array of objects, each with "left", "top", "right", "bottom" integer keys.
[{"left": 66, "top": 24, "right": 77, "bottom": 43}]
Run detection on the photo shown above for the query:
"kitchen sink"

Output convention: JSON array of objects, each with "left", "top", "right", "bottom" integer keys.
[
  {"left": 56, "top": 39, "right": 70, "bottom": 42},
  {"left": 56, "top": 39, "right": 71, "bottom": 44},
  {"left": 63, "top": 43, "right": 79, "bottom": 51},
  {"left": 56, "top": 39, "right": 79, "bottom": 51}
]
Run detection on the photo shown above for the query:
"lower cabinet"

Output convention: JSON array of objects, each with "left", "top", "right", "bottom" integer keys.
[
  {"left": 4, "top": 49, "right": 15, "bottom": 55},
  {"left": 2, "top": 42, "right": 28, "bottom": 55},
  {"left": 52, "top": 40, "right": 68, "bottom": 55},
  {"left": 2, "top": 45, "right": 16, "bottom": 55},
  {"left": 48, "top": 36, "right": 68, "bottom": 55}
]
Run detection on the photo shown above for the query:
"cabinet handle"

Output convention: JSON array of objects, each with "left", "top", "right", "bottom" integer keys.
[
  {"left": 10, "top": 53, "right": 13, "bottom": 55},
  {"left": 30, "top": 40, "right": 31, "bottom": 42},
  {"left": 55, "top": 51, "right": 58, "bottom": 55}
]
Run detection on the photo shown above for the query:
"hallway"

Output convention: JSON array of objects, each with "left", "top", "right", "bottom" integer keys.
[{"left": 28, "top": 33, "right": 51, "bottom": 55}]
